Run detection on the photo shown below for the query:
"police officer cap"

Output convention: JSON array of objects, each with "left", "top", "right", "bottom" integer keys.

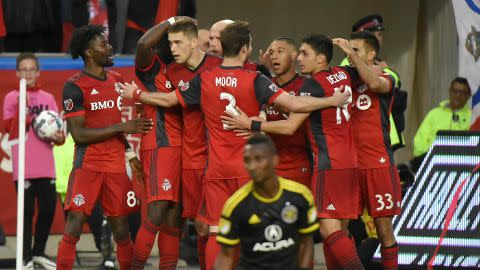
[{"left": 352, "top": 14, "right": 385, "bottom": 32}]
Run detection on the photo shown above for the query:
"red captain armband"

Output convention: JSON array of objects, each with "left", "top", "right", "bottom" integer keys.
[{"left": 132, "top": 89, "right": 144, "bottom": 102}]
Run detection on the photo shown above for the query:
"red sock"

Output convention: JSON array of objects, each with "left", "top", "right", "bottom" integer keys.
[
  {"left": 324, "top": 230, "right": 365, "bottom": 270},
  {"left": 381, "top": 243, "right": 399, "bottom": 270},
  {"left": 56, "top": 233, "right": 79, "bottom": 270},
  {"left": 157, "top": 224, "right": 181, "bottom": 270},
  {"left": 323, "top": 242, "right": 341, "bottom": 270},
  {"left": 116, "top": 237, "right": 133, "bottom": 270},
  {"left": 197, "top": 235, "right": 208, "bottom": 270},
  {"left": 131, "top": 219, "right": 160, "bottom": 270},
  {"left": 205, "top": 234, "right": 221, "bottom": 270}
]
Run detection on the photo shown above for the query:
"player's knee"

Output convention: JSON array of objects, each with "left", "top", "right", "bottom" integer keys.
[
  {"left": 194, "top": 220, "right": 209, "bottom": 237},
  {"left": 65, "top": 212, "right": 88, "bottom": 238},
  {"left": 318, "top": 219, "right": 342, "bottom": 238},
  {"left": 146, "top": 201, "right": 170, "bottom": 226}
]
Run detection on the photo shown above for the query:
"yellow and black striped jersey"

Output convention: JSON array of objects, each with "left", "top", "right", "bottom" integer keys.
[{"left": 217, "top": 177, "right": 319, "bottom": 270}]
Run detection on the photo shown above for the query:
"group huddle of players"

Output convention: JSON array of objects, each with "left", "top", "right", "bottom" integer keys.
[{"left": 56, "top": 14, "right": 402, "bottom": 270}]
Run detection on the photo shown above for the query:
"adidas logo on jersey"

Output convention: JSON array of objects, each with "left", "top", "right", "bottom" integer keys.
[
  {"left": 379, "top": 157, "right": 386, "bottom": 164},
  {"left": 326, "top": 204, "right": 336, "bottom": 211},
  {"left": 162, "top": 178, "right": 172, "bottom": 191},
  {"left": 91, "top": 88, "right": 99, "bottom": 95}
]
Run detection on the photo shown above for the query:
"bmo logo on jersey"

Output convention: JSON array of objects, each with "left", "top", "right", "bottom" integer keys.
[{"left": 90, "top": 98, "right": 122, "bottom": 111}]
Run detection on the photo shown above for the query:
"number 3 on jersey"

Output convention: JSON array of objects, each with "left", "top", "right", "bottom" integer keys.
[
  {"left": 220, "top": 92, "right": 239, "bottom": 130},
  {"left": 334, "top": 85, "right": 352, "bottom": 124}
]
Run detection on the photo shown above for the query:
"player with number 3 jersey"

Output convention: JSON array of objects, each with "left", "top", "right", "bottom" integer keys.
[{"left": 120, "top": 22, "right": 350, "bottom": 270}]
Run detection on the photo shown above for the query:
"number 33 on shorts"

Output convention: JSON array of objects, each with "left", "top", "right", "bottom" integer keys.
[
  {"left": 375, "top": 193, "right": 394, "bottom": 211},
  {"left": 127, "top": 191, "right": 139, "bottom": 207}
]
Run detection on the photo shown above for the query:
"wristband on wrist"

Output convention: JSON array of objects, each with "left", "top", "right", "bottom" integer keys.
[
  {"left": 167, "top": 17, "right": 176, "bottom": 25},
  {"left": 251, "top": 120, "right": 262, "bottom": 132},
  {"left": 132, "top": 89, "right": 143, "bottom": 102}
]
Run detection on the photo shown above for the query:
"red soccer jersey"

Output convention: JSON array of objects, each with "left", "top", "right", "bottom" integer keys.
[
  {"left": 166, "top": 54, "right": 223, "bottom": 169},
  {"left": 136, "top": 55, "right": 182, "bottom": 150},
  {"left": 299, "top": 66, "right": 359, "bottom": 170},
  {"left": 175, "top": 66, "right": 284, "bottom": 179},
  {"left": 265, "top": 74, "right": 311, "bottom": 174},
  {"left": 352, "top": 73, "right": 395, "bottom": 168},
  {"left": 63, "top": 70, "right": 127, "bottom": 173}
]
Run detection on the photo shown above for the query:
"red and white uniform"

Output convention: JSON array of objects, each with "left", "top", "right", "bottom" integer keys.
[
  {"left": 135, "top": 55, "right": 183, "bottom": 204},
  {"left": 265, "top": 74, "right": 311, "bottom": 186},
  {"left": 299, "top": 66, "right": 360, "bottom": 219},
  {"left": 166, "top": 54, "right": 222, "bottom": 218},
  {"left": 352, "top": 73, "right": 402, "bottom": 217},
  {"left": 175, "top": 66, "right": 284, "bottom": 225},
  {"left": 62, "top": 70, "right": 138, "bottom": 216}
]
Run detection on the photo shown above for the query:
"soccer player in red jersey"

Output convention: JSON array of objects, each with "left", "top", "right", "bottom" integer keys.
[
  {"left": 120, "top": 22, "right": 349, "bottom": 270},
  {"left": 56, "top": 25, "right": 153, "bottom": 270},
  {"left": 264, "top": 37, "right": 311, "bottom": 186},
  {"left": 131, "top": 17, "right": 186, "bottom": 270},
  {"left": 223, "top": 34, "right": 392, "bottom": 270},
  {"left": 345, "top": 31, "right": 401, "bottom": 270}
]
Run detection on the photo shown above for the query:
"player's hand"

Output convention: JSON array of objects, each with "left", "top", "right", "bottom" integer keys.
[
  {"left": 118, "top": 81, "right": 140, "bottom": 100},
  {"left": 332, "top": 38, "right": 354, "bottom": 56},
  {"left": 375, "top": 59, "right": 388, "bottom": 68},
  {"left": 134, "top": 102, "right": 146, "bottom": 118},
  {"left": 51, "top": 130, "right": 65, "bottom": 144},
  {"left": 121, "top": 118, "right": 154, "bottom": 134},
  {"left": 221, "top": 106, "right": 250, "bottom": 130},
  {"left": 129, "top": 157, "right": 145, "bottom": 186},
  {"left": 233, "top": 116, "right": 265, "bottom": 138},
  {"left": 369, "top": 64, "right": 384, "bottom": 75},
  {"left": 331, "top": 89, "right": 351, "bottom": 108}
]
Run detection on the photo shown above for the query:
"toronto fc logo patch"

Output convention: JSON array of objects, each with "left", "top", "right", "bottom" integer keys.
[{"left": 64, "top": 99, "right": 74, "bottom": 111}]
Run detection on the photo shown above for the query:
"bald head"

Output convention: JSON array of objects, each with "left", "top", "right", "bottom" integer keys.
[
  {"left": 197, "top": 29, "right": 210, "bottom": 52},
  {"left": 209, "top": 19, "right": 234, "bottom": 56}
]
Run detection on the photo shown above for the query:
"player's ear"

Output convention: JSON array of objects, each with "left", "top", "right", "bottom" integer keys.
[
  {"left": 290, "top": 51, "right": 298, "bottom": 62},
  {"left": 272, "top": 154, "right": 279, "bottom": 167},
  {"left": 368, "top": 49, "right": 376, "bottom": 62},
  {"left": 84, "top": 48, "right": 93, "bottom": 59},
  {"left": 316, "top": 53, "right": 326, "bottom": 65},
  {"left": 191, "top": 37, "right": 199, "bottom": 49}
]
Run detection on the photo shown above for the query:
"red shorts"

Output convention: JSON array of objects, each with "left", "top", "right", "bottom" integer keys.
[
  {"left": 182, "top": 168, "right": 205, "bottom": 218},
  {"left": 65, "top": 168, "right": 139, "bottom": 216},
  {"left": 277, "top": 167, "right": 311, "bottom": 187},
  {"left": 312, "top": 168, "right": 361, "bottom": 219},
  {"left": 197, "top": 177, "right": 250, "bottom": 226},
  {"left": 141, "top": 147, "right": 181, "bottom": 204},
  {"left": 359, "top": 166, "right": 402, "bottom": 217}
]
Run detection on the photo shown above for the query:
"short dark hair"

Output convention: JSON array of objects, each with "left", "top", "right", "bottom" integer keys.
[
  {"left": 221, "top": 21, "right": 251, "bottom": 57},
  {"left": 350, "top": 31, "right": 380, "bottom": 53},
  {"left": 246, "top": 133, "right": 277, "bottom": 155},
  {"left": 451, "top": 77, "right": 471, "bottom": 93},
  {"left": 301, "top": 34, "right": 333, "bottom": 63},
  {"left": 16, "top": 52, "right": 39, "bottom": 70},
  {"left": 168, "top": 19, "right": 198, "bottom": 38},
  {"left": 272, "top": 36, "right": 297, "bottom": 50},
  {"left": 70, "top": 24, "right": 107, "bottom": 60}
]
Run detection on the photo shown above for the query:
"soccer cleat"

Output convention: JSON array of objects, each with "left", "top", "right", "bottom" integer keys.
[
  {"left": 33, "top": 254, "right": 56, "bottom": 270},
  {"left": 103, "top": 258, "right": 115, "bottom": 269},
  {"left": 23, "top": 260, "right": 33, "bottom": 270}
]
